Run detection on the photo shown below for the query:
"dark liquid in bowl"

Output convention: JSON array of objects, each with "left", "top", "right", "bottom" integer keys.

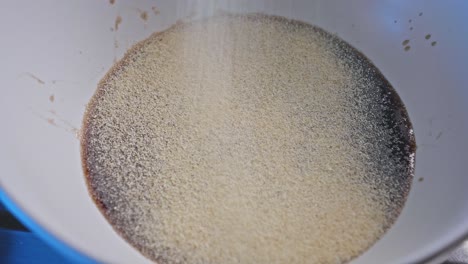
[{"left": 81, "top": 14, "right": 415, "bottom": 264}]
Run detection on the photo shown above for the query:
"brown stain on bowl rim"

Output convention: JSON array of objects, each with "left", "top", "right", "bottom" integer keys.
[
  {"left": 152, "top": 6, "right": 160, "bottom": 15},
  {"left": 32, "top": 110, "right": 80, "bottom": 138},
  {"left": 404, "top": 46, "right": 411, "bottom": 52},
  {"left": 109, "top": 0, "right": 115, "bottom": 4},
  {"left": 49, "top": 94, "right": 55, "bottom": 103},
  {"left": 47, "top": 118, "right": 57, "bottom": 126},
  {"left": 25, "top": 73, "right": 45, "bottom": 84},
  {"left": 49, "top": 111, "right": 81, "bottom": 138},
  {"left": 402, "top": 39, "right": 410, "bottom": 46},
  {"left": 140, "top": 11, "right": 148, "bottom": 22},
  {"left": 115, "top": 16, "right": 122, "bottom": 31}
]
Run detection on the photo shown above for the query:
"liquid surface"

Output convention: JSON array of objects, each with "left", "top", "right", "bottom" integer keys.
[{"left": 82, "top": 14, "right": 415, "bottom": 264}]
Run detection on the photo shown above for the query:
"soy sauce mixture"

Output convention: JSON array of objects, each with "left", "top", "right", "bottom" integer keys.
[{"left": 82, "top": 14, "right": 415, "bottom": 264}]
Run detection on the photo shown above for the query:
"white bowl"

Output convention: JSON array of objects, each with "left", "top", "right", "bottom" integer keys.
[{"left": 1, "top": 0, "right": 468, "bottom": 263}]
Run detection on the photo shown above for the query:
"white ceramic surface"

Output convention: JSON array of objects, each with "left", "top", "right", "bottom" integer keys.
[{"left": 1, "top": 0, "right": 467, "bottom": 263}]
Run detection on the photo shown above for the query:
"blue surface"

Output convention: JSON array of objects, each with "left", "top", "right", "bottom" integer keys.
[
  {"left": 0, "top": 229, "right": 70, "bottom": 264},
  {"left": 0, "top": 189, "right": 97, "bottom": 264}
]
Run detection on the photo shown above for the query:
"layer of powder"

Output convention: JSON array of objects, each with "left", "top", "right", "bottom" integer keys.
[{"left": 82, "top": 14, "right": 415, "bottom": 264}]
